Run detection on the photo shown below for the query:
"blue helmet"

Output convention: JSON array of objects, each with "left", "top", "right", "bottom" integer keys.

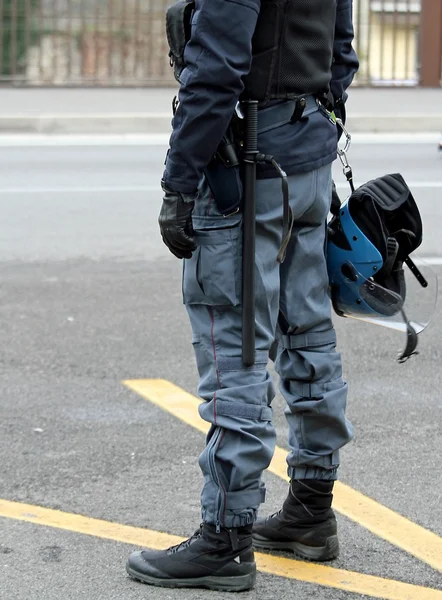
[{"left": 327, "top": 173, "right": 422, "bottom": 320}]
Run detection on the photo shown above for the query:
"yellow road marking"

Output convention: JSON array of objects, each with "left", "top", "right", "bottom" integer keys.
[
  {"left": 124, "top": 378, "right": 442, "bottom": 574},
  {"left": 1, "top": 498, "right": 442, "bottom": 600}
]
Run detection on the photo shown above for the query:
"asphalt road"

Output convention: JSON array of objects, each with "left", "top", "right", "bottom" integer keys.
[{"left": 0, "top": 137, "right": 441, "bottom": 599}]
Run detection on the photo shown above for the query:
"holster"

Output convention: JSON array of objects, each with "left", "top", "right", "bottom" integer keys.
[{"left": 204, "top": 132, "right": 243, "bottom": 216}]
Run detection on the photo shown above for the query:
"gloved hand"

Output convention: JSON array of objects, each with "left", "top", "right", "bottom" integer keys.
[{"left": 158, "top": 181, "right": 197, "bottom": 259}]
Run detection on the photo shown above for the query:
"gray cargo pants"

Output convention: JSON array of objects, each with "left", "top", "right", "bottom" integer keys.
[{"left": 182, "top": 163, "right": 353, "bottom": 529}]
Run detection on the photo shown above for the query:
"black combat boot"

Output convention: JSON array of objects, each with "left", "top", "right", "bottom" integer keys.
[
  {"left": 126, "top": 522, "right": 256, "bottom": 591},
  {"left": 252, "top": 479, "right": 339, "bottom": 561}
]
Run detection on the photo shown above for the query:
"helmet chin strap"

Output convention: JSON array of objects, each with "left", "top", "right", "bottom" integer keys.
[
  {"left": 397, "top": 308, "right": 419, "bottom": 363},
  {"left": 396, "top": 258, "right": 431, "bottom": 363}
]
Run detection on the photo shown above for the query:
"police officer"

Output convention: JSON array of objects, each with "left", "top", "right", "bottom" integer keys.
[{"left": 126, "top": 0, "right": 359, "bottom": 591}]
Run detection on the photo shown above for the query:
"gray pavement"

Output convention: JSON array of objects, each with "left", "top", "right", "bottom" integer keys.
[
  {"left": 0, "top": 141, "right": 441, "bottom": 260},
  {"left": 1, "top": 86, "right": 442, "bottom": 133},
  {"left": 0, "top": 140, "right": 442, "bottom": 599}
]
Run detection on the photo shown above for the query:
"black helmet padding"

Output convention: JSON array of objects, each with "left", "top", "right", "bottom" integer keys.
[{"left": 348, "top": 173, "right": 422, "bottom": 265}]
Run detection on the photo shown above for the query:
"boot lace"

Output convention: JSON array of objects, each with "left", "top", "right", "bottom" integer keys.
[
  {"left": 166, "top": 525, "right": 203, "bottom": 555},
  {"left": 266, "top": 509, "right": 283, "bottom": 521}
]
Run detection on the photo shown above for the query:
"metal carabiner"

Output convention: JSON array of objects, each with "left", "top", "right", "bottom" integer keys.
[
  {"left": 336, "top": 118, "right": 351, "bottom": 154},
  {"left": 336, "top": 118, "right": 355, "bottom": 192},
  {"left": 235, "top": 101, "right": 245, "bottom": 120}
]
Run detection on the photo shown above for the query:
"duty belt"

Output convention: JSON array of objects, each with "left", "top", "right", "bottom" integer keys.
[{"left": 257, "top": 95, "right": 319, "bottom": 134}]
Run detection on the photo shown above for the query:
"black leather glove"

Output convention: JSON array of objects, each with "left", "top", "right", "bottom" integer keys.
[{"left": 159, "top": 181, "right": 197, "bottom": 259}]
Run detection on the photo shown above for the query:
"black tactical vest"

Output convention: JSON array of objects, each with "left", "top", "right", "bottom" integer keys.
[{"left": 242, "top": 0, "right": 337, "bottom": 104}]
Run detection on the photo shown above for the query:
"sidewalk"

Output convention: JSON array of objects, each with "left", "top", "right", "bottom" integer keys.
[{"left": 1, "top": 86, "right": 441, "bottom": 133}]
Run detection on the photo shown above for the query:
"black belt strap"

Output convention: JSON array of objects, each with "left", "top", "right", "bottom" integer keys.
[{"left": 257, "top": 95, "right": 318, "bottom": 134}]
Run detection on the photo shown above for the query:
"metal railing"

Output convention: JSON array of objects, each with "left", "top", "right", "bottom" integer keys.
[
  {"left": 354, "top": 0, "right": 421, "bottom": 85},
  {"left": 0, "top": 0, "right": 433, "bottom": 86},
  {"left": 0, "top": 0, "right": 175, "bottom": 85}
]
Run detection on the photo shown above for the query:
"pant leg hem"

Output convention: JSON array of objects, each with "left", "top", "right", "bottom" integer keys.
[
  {"left": 204, "top": 513, "right": 256, "bottom": 528},
  {"left": 288, "top": 466, "right": 338, "bottom": 481}
]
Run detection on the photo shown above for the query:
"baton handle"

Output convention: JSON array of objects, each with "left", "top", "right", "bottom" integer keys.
[{"left": 242, "top": 100, "right": 258, "bottom": 366}]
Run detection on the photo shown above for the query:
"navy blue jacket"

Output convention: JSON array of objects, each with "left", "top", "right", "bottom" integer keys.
[{"left": 163, "top": 0, "right": 359, "bottom": 194}]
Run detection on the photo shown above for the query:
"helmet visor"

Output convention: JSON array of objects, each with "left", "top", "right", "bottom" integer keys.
[{"left": 332, "top": 259, "right": 438, "bottom": 335}]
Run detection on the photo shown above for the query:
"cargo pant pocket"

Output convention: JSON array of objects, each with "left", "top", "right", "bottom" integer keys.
[
  {"left": 289, "top": 379, "right": 352, "bottom": 460},
  {"left": 182, "top": 220, "right": 242, "bottom": 306}
]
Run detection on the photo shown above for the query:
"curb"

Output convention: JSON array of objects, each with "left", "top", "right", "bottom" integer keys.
[
  {"left": 0, "top": 115, "right": 172, "bottom": 134},
  {"left": 0, "top": 114, "right": 441, "bottom": 134}
]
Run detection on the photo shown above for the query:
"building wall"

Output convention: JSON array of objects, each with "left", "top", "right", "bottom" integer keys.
[
  {"left": 368, "top": 15, "right": 419, "bottom": 83},
  {"left": 352, "top": 1, "right": 421, "bottom": 84}
]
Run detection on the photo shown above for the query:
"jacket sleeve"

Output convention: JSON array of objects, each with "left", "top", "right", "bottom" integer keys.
[
  {"left": 163, "top": 0, "right": 261, "bottom": 194},
  {"left": 331, "top": 0, "right": 359, "bottom": 104}
]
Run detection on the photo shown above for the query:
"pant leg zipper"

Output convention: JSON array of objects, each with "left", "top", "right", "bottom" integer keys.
[{"left": 207, "top": 426, "right": 226, "bottom": 533}]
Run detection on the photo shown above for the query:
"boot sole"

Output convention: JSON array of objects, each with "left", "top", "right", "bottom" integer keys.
[
  {"left": 126, "top": 564, "right": 256, "bottom": 592},
  {"left": 252, "top": 533, "right": 339, "bottom": 562}
]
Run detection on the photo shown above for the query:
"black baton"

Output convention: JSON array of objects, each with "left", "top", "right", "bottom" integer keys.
[{"left": 242, "top": 100, "right": 258, "bottom": 366}]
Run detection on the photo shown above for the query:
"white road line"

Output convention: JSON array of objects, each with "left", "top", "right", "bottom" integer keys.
[
  {"left": 0, "top": 186, "right": 160, "bottom": 194},
  {"left": 0, "top": 134, "right": 171, "bottom": 147},
  {"left": 0, "top": 132, "right": 440, "bottom": 147},
  {"left": 415, "top": 257, "right": 442, "bottom": 266},
  {"left": 335, "top": 182, "right": 442, "bottom": 189},
  {"left": 3, "top": 111, "right": 441, "bottom": 119},
  {"left": 348, "top": 133, "right": 441, "bottom": 144},
  {"left": 2, "top": 112, "right": 173, "bottom": 119},
  {"left": 0, "top": 182, "right": 440, "bottom": 194}
]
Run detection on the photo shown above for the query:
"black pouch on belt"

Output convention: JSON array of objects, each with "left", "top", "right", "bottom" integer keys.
[{"left": 204, "top": 135, "right": 243, "bottom": 216}]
